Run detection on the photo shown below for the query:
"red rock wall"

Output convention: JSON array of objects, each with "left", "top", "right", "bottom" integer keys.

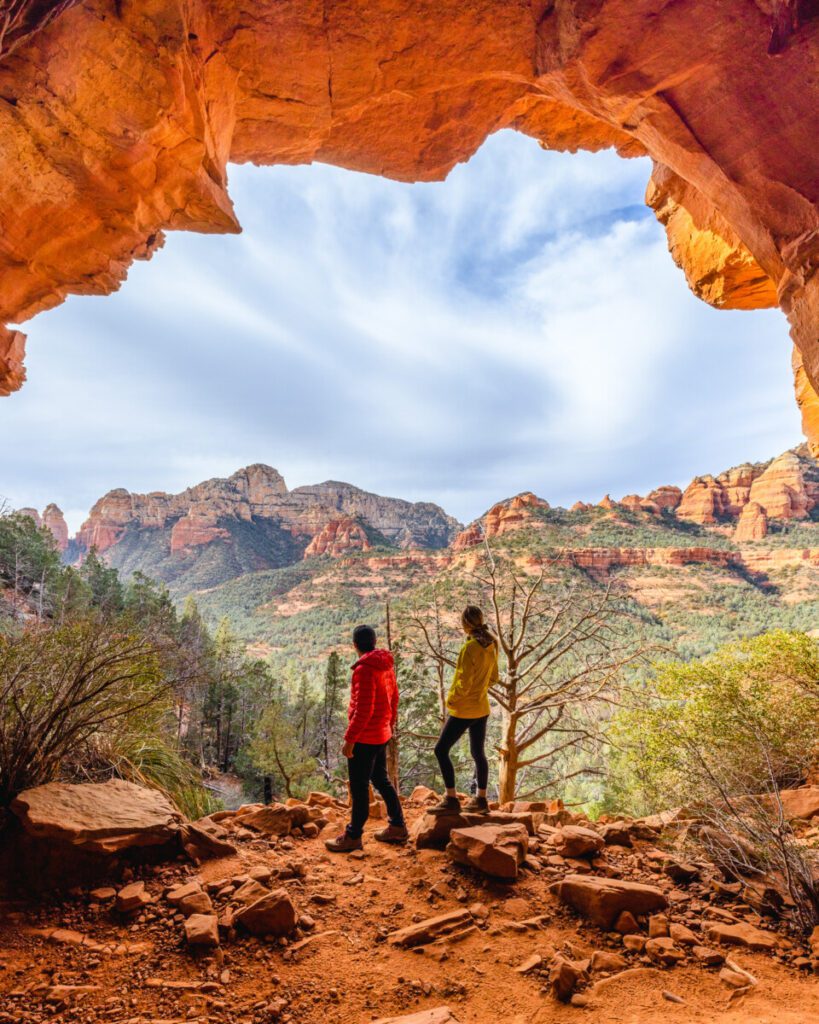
[{"left": 0, "top": 2, "right": 818, "bottom": 447}]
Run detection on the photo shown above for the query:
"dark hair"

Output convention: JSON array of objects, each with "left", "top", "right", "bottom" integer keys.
[
  {"left": 462, "top": 605, "right": 496, "bottom": 648},
  {"left": 353, "top": 624, "right": 377, "bottom": 653}
]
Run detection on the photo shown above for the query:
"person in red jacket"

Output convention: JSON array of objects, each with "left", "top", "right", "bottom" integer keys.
[{"left": 325, "top": 624, "right": 408, "bottom": 852}]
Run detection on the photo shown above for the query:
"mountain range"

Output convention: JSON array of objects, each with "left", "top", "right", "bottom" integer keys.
[{"left": 19, "top": 445, "right": 819, "bottom": 661}]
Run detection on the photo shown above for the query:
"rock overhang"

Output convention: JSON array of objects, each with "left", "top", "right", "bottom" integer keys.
[{"left": 0, "top": 0, "right": 817, "bottom": 445}]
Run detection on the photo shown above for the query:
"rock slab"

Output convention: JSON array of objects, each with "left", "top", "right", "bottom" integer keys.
[
  {"left": 446, "top": 823, "right": 528, "bottom": 880},
  {"left": 11, "top": 779, "right": 182, "bottom": 854},
  {"left": 551, "top": 874, "right": 668, "bottom": 930}
]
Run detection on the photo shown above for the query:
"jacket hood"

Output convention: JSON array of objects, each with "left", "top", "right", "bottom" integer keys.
[{"left": 353, "top": 648, "right": 394, "bottom": 670}]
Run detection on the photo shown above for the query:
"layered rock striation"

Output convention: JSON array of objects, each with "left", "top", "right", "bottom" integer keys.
[{"left": 0, "top": 3, "right": 818, "bottom": 452}]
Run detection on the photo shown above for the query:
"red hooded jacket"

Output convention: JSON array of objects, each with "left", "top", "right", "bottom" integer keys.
[{"left": 344, "top": 649, "right": 399, "bottom": 745}]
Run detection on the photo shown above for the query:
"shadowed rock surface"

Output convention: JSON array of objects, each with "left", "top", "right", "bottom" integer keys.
[{"left": 0, "top": 2, "right": 818, "bottom": 448}]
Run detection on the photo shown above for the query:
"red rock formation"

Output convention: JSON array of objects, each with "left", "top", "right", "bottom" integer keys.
[
  {"left": 452, "top": 523, "right": 484, "bottom": 551},
  {"left": 598, "top": 496, "right": 617, "bottom": 511},
  {"left": 677, "top": 476, "right": 722, "bottom": 524},
  {"left": 303, "top": 517, "right": 371, "bottom": 558},
  {"left": 73, "top": 465, "right": 457, "bottom": 562},
  {"left": 647, "top": 486, "right": 683, "bottom": 513},
  {"left": 570, "top": 501, "right": 592, "bottom": 513},
  {"left": 558, "top": 547, "right": 736, "bottom": 574},
  {"left": 41, "top": 504, "right": 68, "bottom": 552},
  {"left": 170, "top": 506, "right": 230, "bottom": 553},
  {"left": 735, "top": 502, "right": 768, "bottom": 542},
  {"left": 17, "top": 504, "right": 68, "bottom": 550},
  {"left": 482, "top": 492, "right": 550, "bottom": 539},
  {"left": 620, "top": 495, "right": 644, "bottom": 513},
  {"left": 17, "top": 506, "right": 40, "bottom": 527},
  {"left": 0, "top": 3, "right": 818, "bottom": 453},
  {"left": 747, "top": 451, "right": 812, "bottom": 518}
]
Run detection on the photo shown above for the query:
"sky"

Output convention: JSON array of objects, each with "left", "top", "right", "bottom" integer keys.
[{"left": 2, "top": 130, "right": 801, "bottom": 533}]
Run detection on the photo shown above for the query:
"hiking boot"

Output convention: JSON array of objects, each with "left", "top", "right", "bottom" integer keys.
[
  {"left": 374, "top": 823, "right": 409, "bottom": 845},
  {"left": 429, "top": 795, "right": 462, "bottom": 815},
  {"left": 463, "top": 795, "right": 490, "bottom": 814},
  {"left": 325, "top": 831, "right": 363, "bottom": 853}
]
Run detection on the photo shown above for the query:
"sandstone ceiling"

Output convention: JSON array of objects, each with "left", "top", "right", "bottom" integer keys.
[{"left": 1, "top": 1, "right": 818, "bottom": 446}]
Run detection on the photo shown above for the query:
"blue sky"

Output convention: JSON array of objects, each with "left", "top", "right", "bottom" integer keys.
[{"left": 2, "top": 130, "right": 800, "bottom": 532}]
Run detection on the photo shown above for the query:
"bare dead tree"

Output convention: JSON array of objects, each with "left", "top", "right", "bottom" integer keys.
[
  {"left": 474, "top": 548, "right": 648, "bottom": 803},
  {"left": 0, "top": 0, "right": 81, "bottom": 64}
]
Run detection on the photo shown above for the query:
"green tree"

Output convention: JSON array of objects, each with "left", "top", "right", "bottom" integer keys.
[
  {"left": 80, "top": 548, "right": 124, "bottom": 616},
  {"left": 320, "top": 651, "right": 345, "bottom": 781},
  {"left": 249, "top": 689, "right": 320, "bottom": 799}
]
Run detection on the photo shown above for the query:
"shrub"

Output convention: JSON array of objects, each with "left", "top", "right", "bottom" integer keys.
[
  {"left": 609, "top": 630, "right": 819, "bottom": 931},
  {"left": 611, "top": 630, "right": 819, "bottom": 811},
  {"left": 0, "top": 620, "right": 169, "bottom": 807}
]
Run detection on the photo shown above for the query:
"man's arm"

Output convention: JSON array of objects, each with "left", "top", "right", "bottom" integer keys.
[{"left": 344, "top": 665, "right": 375, "bottom": 743}]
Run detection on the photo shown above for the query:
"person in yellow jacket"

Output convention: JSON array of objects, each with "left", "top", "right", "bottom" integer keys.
[{"left": 431, "top": 605, "right": 499, "bottom": 814}]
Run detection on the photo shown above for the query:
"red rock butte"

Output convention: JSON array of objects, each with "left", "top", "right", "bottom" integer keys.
[{"left": 1, "top": 2, "right": 818, "bottom": 446}]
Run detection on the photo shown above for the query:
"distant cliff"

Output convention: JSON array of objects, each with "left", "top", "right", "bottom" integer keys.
[{"left": 45, "top": 465, "right": 460, "bottom": 594}]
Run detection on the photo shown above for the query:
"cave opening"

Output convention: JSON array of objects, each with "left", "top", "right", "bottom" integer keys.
[{"left": 1, "top": 131, "right": 797, "bottom": 529}]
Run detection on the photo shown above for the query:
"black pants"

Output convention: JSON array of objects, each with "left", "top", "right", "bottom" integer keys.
[
  {"left": 434, "top": 715, "right": 489, "bottom": 791},
  {"left": 346, "top": 741, "right": 405, "bottom": 839}
]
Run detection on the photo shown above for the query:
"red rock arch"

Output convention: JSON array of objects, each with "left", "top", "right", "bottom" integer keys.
[{"left": 1, "top": 1, "right": 818, "bottom": 443}]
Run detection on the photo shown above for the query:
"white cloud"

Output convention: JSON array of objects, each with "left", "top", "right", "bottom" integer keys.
[{"left": 0, "top": 130, "right": 800, "bottom": 532}]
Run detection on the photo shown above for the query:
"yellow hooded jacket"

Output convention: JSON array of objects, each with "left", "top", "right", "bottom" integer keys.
[{"left": 446, "top": 636, "right": 498, "bottom": 718}]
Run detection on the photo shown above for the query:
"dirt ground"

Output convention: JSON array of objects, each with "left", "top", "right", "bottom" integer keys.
[{"left": 1, "top": 807, "right": 817, "bottom": 1024}]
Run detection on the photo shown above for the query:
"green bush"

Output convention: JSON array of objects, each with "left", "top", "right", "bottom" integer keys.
[{"left": 608, "top": 630, "right": 819, "bottom": 815}]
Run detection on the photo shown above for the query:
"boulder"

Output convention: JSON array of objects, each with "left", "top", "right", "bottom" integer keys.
[
  {"left": 662, "top": 857, "right": 699, "bottom": 884},
  {"left": 552, "top": 825, "right": 604, "bottom": 859},
  {"left": 779, "top": 786, "right": 819, "bottom": 821},
  {"left": 235, "top": 888, "right": 297, "bottom": 937},
  {"left": 703, "top": 921, "right": 778, "bottom": 951},
  {"left": 551, "top": 875, "right": 668, "bottom": 930},
  {"left": 408, "top": 785, "right": 439, "bottom": 804},
  {"left": 232, "top": 879, "right": 271, "bottom": 906},
  {"left": 11, "top": 779, "right": 182, "bottom": 854},
  {"left": 599, "top": 822, "right": 633, "bottom": 847},
  {"left": 179, "top": 821, "right": 237, "bottom": 861},
  {"left": 413, "top": 810, "right": 538, "bottom": 849},
  {"left": 446, "top": 823, "right": 528, "bottom": 880},
  {"left": 305, "top": 791, "right": 339, "bottom": 808},
  {"left": 184, "top": 913, "right": 219, "bottom": 948},
  {"left": 240, "top": 803, "right": 311, "bottom": 836}
]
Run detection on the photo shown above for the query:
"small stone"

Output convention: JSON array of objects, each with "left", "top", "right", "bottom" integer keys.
[
  {"left": 669, "top": 923, "right": 697, "bottom": 946},
  {"left": 692, "top": 945, "right": 725, "bottom": 966},
  {"left": 116, "top": 881, "right": 152, "bottom": 914},
  {"left": 645, "top": 937, "right": 685, "bottom": 966},
  {"left": 614, "top": 910, "right": 641, "bottom": 935},
  {"left": 719, "top": 967, "right": 748, "bottom": 989},
  {"left": 184, "top": 914, "right": 219, "bottom": 948}
]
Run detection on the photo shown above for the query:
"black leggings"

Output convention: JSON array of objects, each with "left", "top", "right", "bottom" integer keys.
[
  {"left": 434, "top": 715, "right": 489, "bottom": 791},
  {"left": 346, "top": 741, "right": 405, "bottom": 839}
]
